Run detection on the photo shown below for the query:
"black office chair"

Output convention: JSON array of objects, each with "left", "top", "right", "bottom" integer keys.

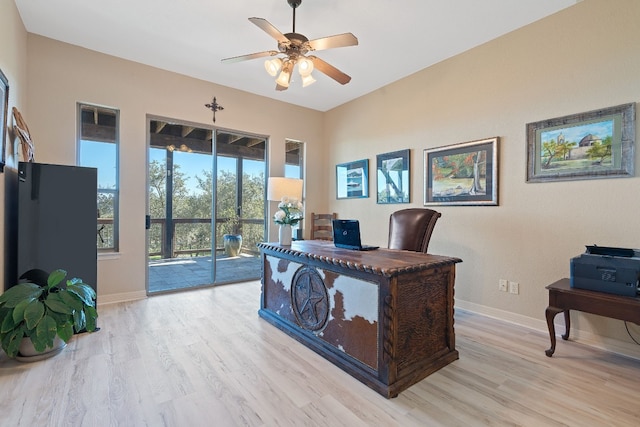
[{"left": 388, "top": 208, "right": 441, "bottom": 253}]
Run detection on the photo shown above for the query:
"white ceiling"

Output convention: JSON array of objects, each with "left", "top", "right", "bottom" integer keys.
[{"left": 15, "top": 0, "right": 578, "bottom": 112}]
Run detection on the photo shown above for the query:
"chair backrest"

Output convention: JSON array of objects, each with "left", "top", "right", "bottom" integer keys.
[
  {"left": 388, "top": 208, "right": 441, "bottom": 253},
  {"left": 311, "top": 213, "right": 337, "bottom": 240}
]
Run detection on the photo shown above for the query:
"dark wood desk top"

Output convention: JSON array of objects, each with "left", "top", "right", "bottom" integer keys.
[{"left": 258, "top": 240, "right": 462, "bottom": 278}]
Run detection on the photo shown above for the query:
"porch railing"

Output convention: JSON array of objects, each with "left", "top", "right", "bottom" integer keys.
[{"left": 98, "top": 218, "right": 265, "bottom": 258}]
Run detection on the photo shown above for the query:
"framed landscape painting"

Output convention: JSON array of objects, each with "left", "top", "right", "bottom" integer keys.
[
  {"left": 336, "top": 159, "right": 369, "bottom": 199},
  {"left": 526, "top": 103, "right": 635, "bottom": 182},
  {"left": 376, "top": 149, "right": 410, "bottom": 204},
  {"left": 424, "top": 137, "right": 499, "bottom": 206}
]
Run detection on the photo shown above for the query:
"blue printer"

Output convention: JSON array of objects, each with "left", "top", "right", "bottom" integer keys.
[{"left": 570, "top": 246, "right": 640, "bottom": 297}]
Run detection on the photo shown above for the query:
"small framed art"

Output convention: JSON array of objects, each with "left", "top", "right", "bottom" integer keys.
[
  {"left": 336, "top": 159, "right": 369, "bottom": 199},
  {"left": 376, "top": 149, "right": 410, "bottom": 204},
  {"left": 424, "top": 137, "right": 499, "bottom": 206}
]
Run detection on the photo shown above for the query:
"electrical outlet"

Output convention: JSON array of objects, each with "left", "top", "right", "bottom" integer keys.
[
  {"left": 508, "top": 281, "right": 519, "bottom": 294},
  {"left": 499, "top": 279, "right": 508, "bottom": 292}
]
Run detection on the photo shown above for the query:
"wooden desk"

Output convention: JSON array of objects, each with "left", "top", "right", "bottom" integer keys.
[
  {"left": 257, "top": 240, "right": 461, "bottom": 398},
  {"left": 545, "top": 278, "right": 640, "bottom": 357}
]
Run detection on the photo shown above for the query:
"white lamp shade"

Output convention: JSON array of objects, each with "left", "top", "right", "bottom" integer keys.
[
  {"left": 301, "top": 73, "right": 316, "bottom": 87},
  {"left": 275, "top": 68, "right": 292, "bottom": 87},
  {"left": 264, "top": 58, "right": 283, "bottom": 77},
  {"left": 275, "top": 61, "right": 294, "bottom": 87},
  {"left": 297, "top": 57, "right": 314, "bottom": 76},
  {"left": 267, "top": 177, "right": 303, "bottom": 201}
]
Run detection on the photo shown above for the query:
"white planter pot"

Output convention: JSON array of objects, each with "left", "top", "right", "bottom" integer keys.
[{"left": 16, "top": 336, "right": 66, "bottom": 362}]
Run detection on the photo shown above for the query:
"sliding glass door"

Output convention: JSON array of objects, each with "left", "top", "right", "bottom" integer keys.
[
  {"left": 146, "top": 118, "right": 266, "bottom": 294},
  {"left": 212, "top": 131, "right": 267, "bottom": 284}
]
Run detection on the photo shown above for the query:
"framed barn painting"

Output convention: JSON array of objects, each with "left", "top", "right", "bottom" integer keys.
[
  {"left": 526, "top": 103, "right": 635, "bottom": 183},
  {"left": 376, "top": 149, "right": 410, "bottom": 204},
  {"left": 424, "top": 137, "right": 499, "bottom": 206}
]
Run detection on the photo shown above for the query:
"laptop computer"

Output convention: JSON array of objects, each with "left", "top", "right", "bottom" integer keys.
[{"left": 332, "top": 219, "right": 379, "bottom": 251}]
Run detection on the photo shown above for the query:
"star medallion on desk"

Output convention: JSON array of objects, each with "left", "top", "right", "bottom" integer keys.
[{"left": 291, "top": 267, "right": 329, "bottom": 331}]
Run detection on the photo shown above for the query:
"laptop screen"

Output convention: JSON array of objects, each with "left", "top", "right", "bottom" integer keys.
[{"left": 332, "top": 219, "right": 363, "bottom": 249}]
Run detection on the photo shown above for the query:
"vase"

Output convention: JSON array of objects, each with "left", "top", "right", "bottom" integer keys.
[
  {"left": 223, "top": 234, "right": 243, "bottom": 257},
  {"left": 279, "top": 224, "right": 292, "bottom": 246}
]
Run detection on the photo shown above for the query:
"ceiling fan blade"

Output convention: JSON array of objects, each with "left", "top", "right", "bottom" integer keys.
[
  {"left": 308, "top": 56, "right": 351, "bottom": 85},
  {"left": 221, "top": 50, "right": 279, "bottom": 63},
  {"left": 307, "top": 33, "right": 358, "bottom": 51},
  {"left": 249, "top": 17, "right": 289, "bottom": 44}
]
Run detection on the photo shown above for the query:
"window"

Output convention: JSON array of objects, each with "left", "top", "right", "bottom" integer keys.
[
  {"left": 77, "top": 103, "right": 120, "bottom": 252},
  {"left": 285, "top": 140, "right": 304, "bottom": 236},
  {"left": 285, "top": 140, "right": 304, "bottom": 179}
]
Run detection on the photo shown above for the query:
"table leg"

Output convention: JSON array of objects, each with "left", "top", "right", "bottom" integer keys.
[
  {"left": 562, "top": 310, "right": 570, "bottom": 340},
  {"left": 545, "top": 306, "right": 565, "bottom": 357}
]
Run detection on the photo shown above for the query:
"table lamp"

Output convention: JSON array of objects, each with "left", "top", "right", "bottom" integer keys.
[{"left": 267, "top": 177, "right": 303, "bottom": 201}]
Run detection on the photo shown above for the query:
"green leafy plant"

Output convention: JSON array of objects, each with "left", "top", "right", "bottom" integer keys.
[{"left": 0, "top": 269, "right": 98, "bottom": 358}]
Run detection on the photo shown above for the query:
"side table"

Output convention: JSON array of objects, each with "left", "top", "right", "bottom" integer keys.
[{"left": 545, "top": 278, "right": 640, "bottom": 357}]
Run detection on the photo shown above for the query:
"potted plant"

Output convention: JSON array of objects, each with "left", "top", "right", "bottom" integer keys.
[
  {"left": 0, "top": 269, "right": 98, "bottom": 360},
  {"left": 223, "top": 214, "right": 243, "bottom": 257},
  {"left": 273, "top": 196, "right": 304, "bottom": 245}
]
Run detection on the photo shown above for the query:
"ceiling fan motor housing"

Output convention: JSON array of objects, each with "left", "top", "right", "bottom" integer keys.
[{"left": 279, "top": 33, "right": 310, "bottom": 58}]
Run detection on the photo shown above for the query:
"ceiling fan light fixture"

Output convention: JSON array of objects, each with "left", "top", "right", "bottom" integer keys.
[
  {"left": 275, "top": 61, "right": 293, "bottom": 87},
  {"left": 264, "top": 57, "right": 283, "bottom": 76},
  {"left": 301, "top": 73, "right": 316, "bottom": 87},
  {"left": 297, "top": 57, "right": 314, "bottom": 77}
]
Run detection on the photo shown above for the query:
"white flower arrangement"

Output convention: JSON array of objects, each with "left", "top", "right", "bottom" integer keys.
[{"left": 273, "top": 196, "right": 304, "bottom": 226}]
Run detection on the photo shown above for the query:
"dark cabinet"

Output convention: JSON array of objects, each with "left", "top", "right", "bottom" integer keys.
[{"left": 13, "top": 162, "right": 97, "bottom": 294}]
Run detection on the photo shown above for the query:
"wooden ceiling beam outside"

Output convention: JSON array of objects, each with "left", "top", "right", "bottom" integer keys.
[
  {"left": 246, "top": 139, "right": 265, "bottom": 148},
  {"left": 81, "top": 123, "right": 116, "bottom": 143},
  {"left": 81, "top": 116, "right": 269, "bottom": 161},
  {"left": 149, "top": 133, "right": 211, "bottom": 154},
  {"left": 181, "top": 126, "right": 195, "bottom": 138},
  {"left": 226, "top": 135, "right": 244, "bottom": 145},
  {"left": 155, "top": 122, "right": 167, "bottom": 133}
]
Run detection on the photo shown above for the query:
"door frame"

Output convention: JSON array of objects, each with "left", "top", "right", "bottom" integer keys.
[{"left": 145, "top": 115, "right": 269, "bottom": 294}]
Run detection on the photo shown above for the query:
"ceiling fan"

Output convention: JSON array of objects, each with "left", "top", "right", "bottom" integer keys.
[{"left": 221, "top": 0, "right": 358, "bottom": 91}]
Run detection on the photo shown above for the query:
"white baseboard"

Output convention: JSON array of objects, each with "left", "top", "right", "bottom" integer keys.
[
  {"left": 455, "top": 299, "right": 640, "bottom": 361},
  {"left": 97, "top": 290, "right": 147, "bottom": 306}
]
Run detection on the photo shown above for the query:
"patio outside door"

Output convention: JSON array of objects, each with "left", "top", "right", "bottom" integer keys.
[{"left": 146, "top": 117, "right": 266, "bottom": 294}]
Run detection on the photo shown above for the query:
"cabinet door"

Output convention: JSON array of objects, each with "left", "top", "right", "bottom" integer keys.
[{"left": 17, "top": 162, "right": 97, "bottom": 292}]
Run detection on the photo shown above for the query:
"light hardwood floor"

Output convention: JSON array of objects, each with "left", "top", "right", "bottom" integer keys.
[{"left": 1, "top": 280, "right": 639, "bottom": 426}]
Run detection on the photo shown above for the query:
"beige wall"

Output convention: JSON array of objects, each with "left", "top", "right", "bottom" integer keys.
[
  {"left": 325, "top": 0, "right": 640, "bottom": 355},
  {"left": 22, "top": 35, "right": 325, "bottom": 301},
  {"left": 2, "top": 0, "right": 639, "bottom": 356},
  {"left": 0, "top": 0, "right": 28, "bottom": 289}
]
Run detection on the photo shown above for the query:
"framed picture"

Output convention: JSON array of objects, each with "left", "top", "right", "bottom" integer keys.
[
  {"left": 336, "top": 159, "right": 369, "bottom": 199},
  {"left": 526, "top": 103, "right": 635, "bottom": 183},
  {"left": 376, "top": 149, "right": 410, "bottom": 204},
  {"left": 0, "top": 68, "right": 8, "bottom": 172},
  {"left": 424, "top": 137, "right": 499, "bottom": 206}
]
